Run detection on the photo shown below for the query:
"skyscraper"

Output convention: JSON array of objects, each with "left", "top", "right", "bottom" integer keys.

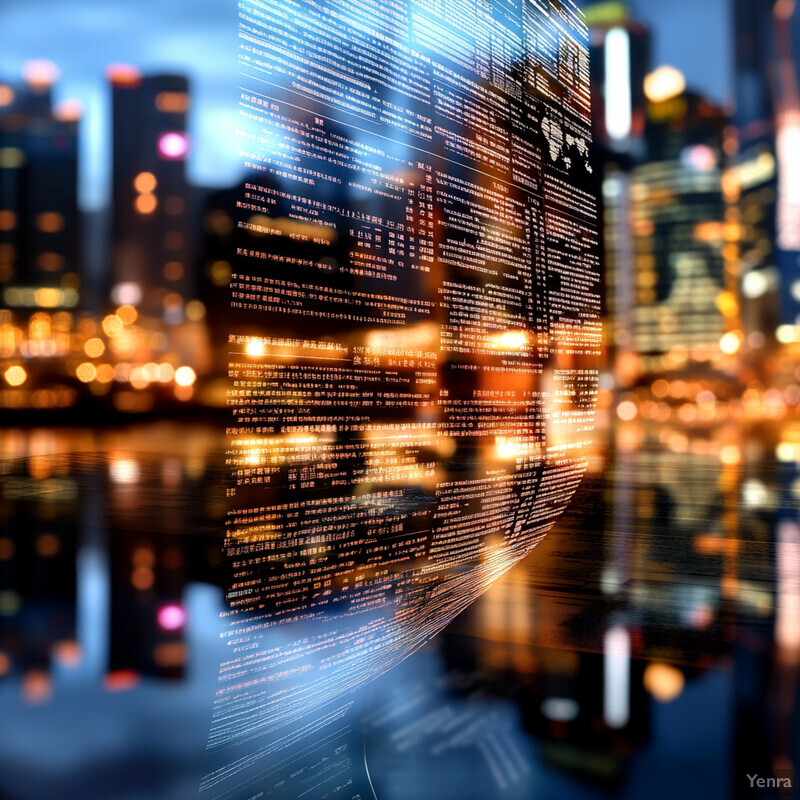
[
  {"left": 629, "top": 90, "right": 728, "bottom": 368},
  {"left": 0, "top": 63, "right": 81, "bottom": 311},
  {"left": 109, "top": 68, "right": 194, "bottom": 319},
  {"left": 731, "top": 0, "right": 800, "bottom": 350},
  {"left": 586, "top": 2, "right": 651, "bottom": 382}
]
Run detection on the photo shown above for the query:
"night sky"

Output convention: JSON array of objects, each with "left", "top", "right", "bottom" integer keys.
[{"left": 0, "top": 0, "right": 731, "bottom": 209}]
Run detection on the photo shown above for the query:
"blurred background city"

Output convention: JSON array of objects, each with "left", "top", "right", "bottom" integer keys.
[{"left": 0, "top": 0, "right": 799, "bottom": 798}]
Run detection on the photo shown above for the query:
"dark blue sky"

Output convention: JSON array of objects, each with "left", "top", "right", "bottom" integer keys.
[{"left": 0, "top": 0, "right": 731, "bottom": 209}]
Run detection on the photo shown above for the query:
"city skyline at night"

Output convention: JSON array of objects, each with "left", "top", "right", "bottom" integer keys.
[{"left": 0, "top": 0, "right": 729, "bottom": 211}]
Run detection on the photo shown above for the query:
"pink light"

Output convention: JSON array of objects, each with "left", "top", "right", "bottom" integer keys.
[
  {"left": 681, "top": 144, "right": 717, "bottom": 172},
  {"left": 157, "top": 603, "right": 186, "bottom": 631},
  {"left": 158, "top": 131, "right": 189, "bottom": 160}
]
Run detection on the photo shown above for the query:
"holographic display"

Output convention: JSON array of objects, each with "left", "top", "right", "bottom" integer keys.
[{"left": 203, "top": 0, "right": 599, "bottom": 795}]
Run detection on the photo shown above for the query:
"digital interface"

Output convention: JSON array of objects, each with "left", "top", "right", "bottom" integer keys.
[{"left": 203, "top": 0, "right": 599, "bottom": 795}]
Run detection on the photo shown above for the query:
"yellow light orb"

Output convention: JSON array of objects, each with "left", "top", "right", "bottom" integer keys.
[
  {"left": 95, "top": 364, "right": 115, "bottom": 384},
  {"left": 116, "top": 305, "right": 138, "bottom": 325},
  {"left": 76, "top": 362, "right": 97, "bottom": 383},
  {"left": 643, "top": 662, "right": 685, "bottom": 702},
  {"left": 185, "top": 300, "right": 206, "bottom": 321},
  {"left": 174, "top": 366, "right": 196, "bottom": 387},
  {"left": 102, "top": 315, "right": 124, "bottom": 338},
  {"left": 644, "top": 65, "right": 686, "bottom": 103},
  {"left": 83, "top": 337, "right": 105, "bottom": 358},
  {"left": 4, "top": 365, "right": 27, "bottom": 387},
  {"left": 719, "top": 331, "right": 742, "bottom": 355}
]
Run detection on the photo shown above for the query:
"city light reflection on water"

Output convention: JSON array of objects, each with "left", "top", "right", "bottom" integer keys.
[{"left": 0, "top": 416, "right": 796, "bottom": 799}]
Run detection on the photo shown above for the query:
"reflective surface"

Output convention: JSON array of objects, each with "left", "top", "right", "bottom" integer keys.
[{"left": 0, "top": 417, "right": 797, "bottom": 799}]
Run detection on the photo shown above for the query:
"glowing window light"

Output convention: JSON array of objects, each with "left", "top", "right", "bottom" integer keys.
[
  {"left": 174, "top": 366, "right": 196, "bottom": 387},
  {"left": 157, "top": 603, "right": 186, "bottom": 631},
  {"left": 34, "top": 288, "right": 63, "bottom": 308},
  {"left": 133, "top": 172, "right": 157, "bottom": 194},
  {"left": 106, "top": 64, "right": 141, "bottom": 88},
  {"left": 102, "top": 315, "right": 124, "bottom": 338},
  {"left": 541, "top": 697, "right": 579, "bottom": 722},
  {"left": 96, "top": 364, "right": 115, "bottom": 384},
  {"left": 681, "top": 144, "right": 717, "bottom": 172},
  {"left": 644, "top": 65, "right": 686, "bottom": 103},
  {"left": 616, "top": 400, "right": 637, "bottom": 421},
  {"left": 776, "top": 112, "right": 800, "bottom": 252},
  {"left": 84, "top": 337, "right": 105, "bottom": 358},
  {"left": 603, "top": 625, "right": 630, "bottom": 729},
  {"left": 164, "top": 261, "right": 184, "bottom": 281},
  {"left": 605, "top": 28, "right": 632, "bottom": 141},
  {"left": 0, "top": 148, "right": 24, "bottom": 173},
  {"left": 0, "top": 85, "right": 14, "bottom": 108},
  {"left": 185, "top": 299, "right": 206, "bottom": 321},
  {"left": 111, "top": 283, "right": 142, "bottom": 307},
  {"left": 4, "top": 365, "right": 26, "bottom": 387},
  {"left": 720, "top": 445, "right": 741, "bottom": 466},
  {"left": 109, "top": 457, "right": 140, "bottom": 484},
  {"left": 54, "top": 99, "right": 83, "bottom": 122},
  {"left": 76, "top": 362, "right": 97, "bottom": 383},
  {"left": 720, "top": 331, "right": 743, "bottom": 355},
  {"left": 129, "top": 366, "right": 151, "bottom": 390},
  {"left": 135, "top": 193, "right": 157, "bottom": 214},
  {"left": 22, "top": 60, "right": 60, "bottom": 89},
  {"left": 158, "top": 132, "right": 190, "bottom": 160},
  {"left": 155, "top": 91, "right": 190, "bottom": 114},
  {"left": 643, "top": 663, "right": 684, "bottom": 702},
  {"left": 36, "top": 211, "right": 64, "bottom": 233},
  {"left": 0, "top": 210, "right": 18, "bottom": 231},
  {"left": 116, "top": 304, "right": 138, "bottom": 325}
]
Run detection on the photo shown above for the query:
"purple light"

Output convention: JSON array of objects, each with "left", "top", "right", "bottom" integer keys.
[
  {"left": 157, "top": 603, "right": 186, "bottom": 631},
  {"left": 158, "top": 131, "right": 189, "bottom": 160}
]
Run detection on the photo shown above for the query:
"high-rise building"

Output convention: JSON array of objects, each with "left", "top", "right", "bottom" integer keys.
[
  {"left": 586, "top": 2, "right": 651, "bottom": 152},
  {"left": 109, "top": 68, "right": 194, "bottom": 319},
  {"left": 629, "top": 90, "right": 728, "bottom": 369},
  {"left": 586, "top": 3, "right": 651, "bottom": 381},
  {"left": 731, "top": 0, "right": 800, "bottom": 350},
  {"left": 0, "top": 63, "right": 81, "bottom": 311}
]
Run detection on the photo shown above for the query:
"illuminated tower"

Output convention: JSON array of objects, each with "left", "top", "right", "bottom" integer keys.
[
  {"left": 629, "top": 90, "right": 728, "bottom": 369},
  {"left": 586, "top": 2, "right": 650, "bottom": 151},
  {"left": 109, "top": 68, "right": 193, "bottom": 319},
  {"left": 731, "top": 0, "right": 800, "bottom": 353},
  {"left": 586, "top": 3, "right": 651, "bottom": 383},
  {"left": 0, "top": 61, "right": 81, "bottom": 310}
]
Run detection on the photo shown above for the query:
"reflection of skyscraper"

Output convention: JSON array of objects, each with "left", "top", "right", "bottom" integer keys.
[
  {"left": 0, "top": 65, "right": 81, "bottom": 310},
  {"left": 109, "top": 69, "right": 194, "bottom": 318}
]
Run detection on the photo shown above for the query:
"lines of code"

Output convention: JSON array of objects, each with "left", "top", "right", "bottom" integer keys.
[{"left": 203, "top": 1, "right": 599, "bottom": 796}]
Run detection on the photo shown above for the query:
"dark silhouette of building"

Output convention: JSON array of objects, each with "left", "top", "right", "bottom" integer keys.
[
  {"left": 0, "top": 65, "right": 81, "bottom": 309},
  {"left": 109, "top": 68, "right": 194, "bottom": 318},
  {"left": 732, "top": 0, "right": 800, "bottom": 352}
]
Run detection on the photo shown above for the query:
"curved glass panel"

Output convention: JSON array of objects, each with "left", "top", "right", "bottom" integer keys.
[{"left": 203, "top": 0, "right": 599, "bottom": 794}]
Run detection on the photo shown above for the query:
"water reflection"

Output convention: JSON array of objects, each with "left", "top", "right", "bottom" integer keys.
[{"left": 0, "top": 418, "right": 798, "bottom": 798}]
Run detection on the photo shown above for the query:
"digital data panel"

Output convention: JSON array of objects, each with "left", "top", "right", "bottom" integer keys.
[{"left": 203, "top": 0, "right": 599, "bottom": 796}]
